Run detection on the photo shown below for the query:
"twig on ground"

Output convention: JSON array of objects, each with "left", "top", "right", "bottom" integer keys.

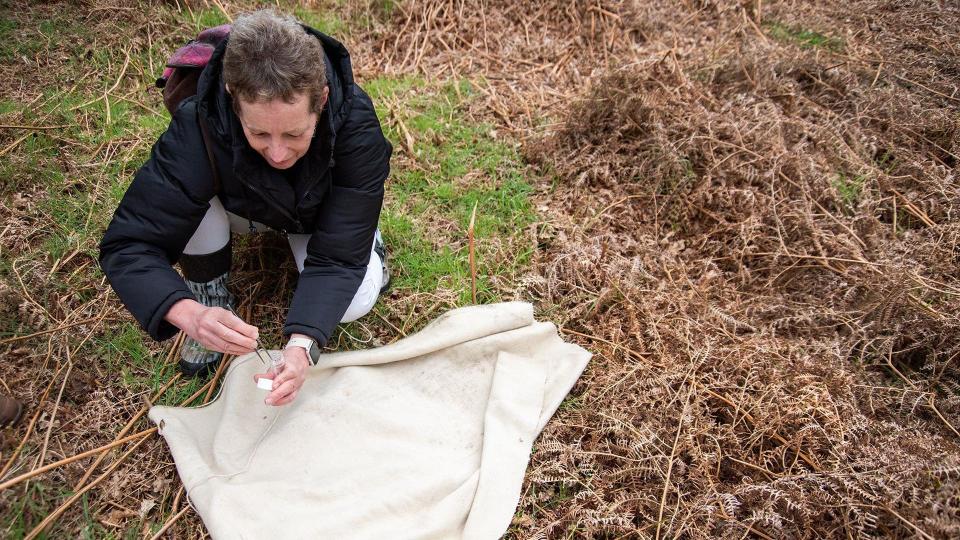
[
  {"left": 468, "top": 201, "right": 478, "bottom": 304},
  {"left": 203, "top": 354, "right": 232, "bottom": 404},
  {"left": 373, "top": 309, "right": 406, "bottom": 337},
  {"left": 584, "top": 195, "right": 645, "bottom": 230},
  {"left": 69, "top": 45, "right": 132, "bottom": 112},
  {"left": 851, "top": 504, "right": 936, "bottom": 540},
  {"left": 559, "top": 327, "right": 653, "bottom": 365},
  {"left": 400, "top": 296, "right": 447, "bottom": 335},
  {"left": 0, "top": 427, "right": 157, "bottom": 492},
  {"left": 742, "top": 7, "right": 769, "bottom": 43},
  {"left": 178, "top": 376, "right": 219, "bottom": 408},
  {"left": 48, "top": 246, "right": 83, "bottom": 276},
  {"left": 149, "top": 506, "right": 190, "bottom": 540},
  {"left": 656, "top": 388, "right": 690, "bottom": 540},
  {"left": 72, "top": 372, "right": 182, "bottom": 491},
  {"left": 2, "top": 372, "right": 214, "bottom": 493},
  {"left": 0, "top": 359, "right": 69, "bottom": 479},
  {"left": 0, "top": 131, "right": 34, "bottom": 158},
  {"left": 211, "top": 0, "right": 232, "bottom": 22},
  {"left": 108, "top": 90, "right": 163, "bottom": 117},
  {"left": 0, "top": 124, "right": 70, "bottom": 130},
  {"left": 167, "top": 332, "right": 186, "bottom": 365},
  {"left": 24, "top": 431, "right": 153, "bottom": 540},
  {"left": 171, "top": 485, "right": 186, "bottom": 516},
  {"left": 890, "top": 189, "right": 936, "bottom": 228},
  {"left": 928, "top": 395, "right": 960, "bottom": 439},
  {"left": 0, "top": 313, "right": 99, "bottom": 347},
  {"left": 894, "top": 74, "right": 960, "bottom": 104},
  {"left": 34, "top": 361, "right": 73, "bottom": 471}
]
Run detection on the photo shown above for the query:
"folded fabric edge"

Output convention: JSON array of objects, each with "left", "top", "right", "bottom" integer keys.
[
  {"left": 318, "top": 301, "right": 536, "bottom": 369},
  {"left": 461, "top": 351, "right": 546, "bottom": 540},
  {"left": 537, "top": 342, "right": 592, "bottom": 434}
]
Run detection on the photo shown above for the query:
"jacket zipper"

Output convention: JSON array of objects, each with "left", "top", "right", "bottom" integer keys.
[
  {"left": 239, "top": 178, "right": 304, "bottom": 233},
  {"left": 232, "top": 122, "right": 335, "bottom": 236}
]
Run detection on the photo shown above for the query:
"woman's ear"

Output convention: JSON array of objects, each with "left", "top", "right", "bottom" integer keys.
[{"left": 318, "top": 86, "right": 330, "bottom": 112}]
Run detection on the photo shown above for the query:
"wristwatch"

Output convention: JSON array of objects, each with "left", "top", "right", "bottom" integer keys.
[{"left": 285, "top": 336, "right": 320, "bottom": 366}]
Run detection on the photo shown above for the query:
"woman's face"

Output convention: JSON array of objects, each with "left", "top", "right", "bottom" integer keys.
[{"left": 235, "top": 90, "right": 325, "bottom": 170}]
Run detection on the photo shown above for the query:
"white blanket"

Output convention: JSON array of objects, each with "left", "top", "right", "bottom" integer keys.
[{"left": 148, "top": 302, "right": 591, "bottom": 539}]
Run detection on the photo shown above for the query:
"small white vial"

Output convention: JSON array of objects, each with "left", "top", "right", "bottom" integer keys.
[
  {"left": 268, "top": 350, "right": 286, "bottom": 375},
  {"left": 255, "top": 351, "right": 285, "bottom": 391}
]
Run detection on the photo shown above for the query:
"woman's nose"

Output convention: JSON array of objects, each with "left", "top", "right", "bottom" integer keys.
[{"left": 268, "top": 144, "right": 286, "bottom": 162}]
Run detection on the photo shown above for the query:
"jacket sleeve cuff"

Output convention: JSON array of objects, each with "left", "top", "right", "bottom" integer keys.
[
  {"left": 282, "top": 323, "right": 329, "bottom": 347},
  {"left": 147, "top": 289, "right": 196, "bottom": 341}
]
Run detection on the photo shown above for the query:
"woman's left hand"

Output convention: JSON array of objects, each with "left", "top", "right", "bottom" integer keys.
[{"left": 255, "top": 346, "right": 310, "bottom": 406}]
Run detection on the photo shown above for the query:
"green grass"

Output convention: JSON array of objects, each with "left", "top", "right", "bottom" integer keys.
[
  {"left": 0, "top": 17, "right": 14, "bottom": 40},
  {"left": 329, "top": 76, "right": 538, "bottom": 344},
  {"left": 833, "top": 172, "right": 866, "bottom": 210},
  {"left": 0, "top": 10, "right": 92, "bottom": 61},
  {"left": 765, "top": 21, "right": 843, "bottom": 51},
  {"left": 294, "top": 6, "right": 346, "bottom": 35},
  {"left": 0, "top": 482, "right": 72, "bottom": 539},
  {"left": 0, "top": 98, "right": 19, "bottom": 114},
  {"left": 188, "top": 8, "right": 230, "bottom": 31},
  {"left": 89, "top": 323, "right": 208, "bottom": 406},
  {"left": 366, "top": 77, "right": 536, "bottom": 304},
  {"left": 557, "top": 394, "right": 584, "bottom": 412}
]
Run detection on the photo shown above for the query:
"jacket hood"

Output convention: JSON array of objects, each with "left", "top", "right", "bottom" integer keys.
[{"left": 195, "top": 25, "right": 356, "bottom": 141}]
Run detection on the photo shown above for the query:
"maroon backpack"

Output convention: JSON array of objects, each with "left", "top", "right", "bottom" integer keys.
[
  {"left": 155, "top": 24, "right": 231, "bottom": 113},
  {"left": 155, "top": 25, "right": 231, "bottom": 191}
]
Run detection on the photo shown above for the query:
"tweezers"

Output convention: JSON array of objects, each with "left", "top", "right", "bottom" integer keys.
[{"left": 225, "top": 303, "right": 272, "bottom": 366}]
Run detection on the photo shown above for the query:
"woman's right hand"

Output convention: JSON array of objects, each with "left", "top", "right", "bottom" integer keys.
[{"left": 165, "top": 299, "right": 259, "bottom": 355}]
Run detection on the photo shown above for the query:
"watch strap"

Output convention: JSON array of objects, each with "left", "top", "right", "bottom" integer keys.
[{"left": 286, "top": 337, "right": 319, "bottom": 366}]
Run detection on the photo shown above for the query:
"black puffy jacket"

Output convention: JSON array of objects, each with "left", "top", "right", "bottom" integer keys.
[{"left": 99, "top": 28, "right": 392, "bottom": 346}]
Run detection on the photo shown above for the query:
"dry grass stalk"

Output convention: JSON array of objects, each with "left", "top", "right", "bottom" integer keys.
[
  {"left": 148, "top": 505, "right": 190, "bottom": 540},
  {"left": 468, "top": 201, "right": 478, "bottom": 304},
  {"left": 1, "top": 363, "right": 214, "bottom": 491},
  {"left": 6, "top": 370, "right": 219, "bottom": 532},
  {"left": 33, "top": 361, "right": 73, "bottom": 472},
  {"left": 71, "top": 371, "right": 182, "bottom": 491},
  {"left": 0, "top": 358, "right": 69, "bottom": 479},
  {"left": 0, "top": 428, "right": 158, "bottom": 492},
  {"left": 655, "top": 388, "right": 690, "bottom": 540},
  {"left": 0, "top": 316, "right": 102, "bottom": 345},
  {"left": 203, "top": 354, "right": 232, "bottom": 403},
  {"left": 24, "top": 431, "right": 153, "bottom": 539}
]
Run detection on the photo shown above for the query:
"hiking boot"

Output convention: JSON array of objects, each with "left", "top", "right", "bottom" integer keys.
[
  {"left": 374, "top": 230, "right": 390, "bottom": 294},
  {"left": 0, "top": 394, "right": 24, "bottom": 429},
  {"left": 179, "top": 272, "right": 235, "bottom": 378}
]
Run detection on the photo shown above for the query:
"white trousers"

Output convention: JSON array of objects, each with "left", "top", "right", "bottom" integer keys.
[{"left": 183, "top": 197, "right": 383, "bottom": 323}]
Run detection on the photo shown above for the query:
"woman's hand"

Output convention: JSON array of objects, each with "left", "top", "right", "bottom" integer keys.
[
  {"left": 166, "top": 299, "right": 259, "bottom": 355},
  {"left": 255, "top": 346, "right": 309, "bottom": 406}
]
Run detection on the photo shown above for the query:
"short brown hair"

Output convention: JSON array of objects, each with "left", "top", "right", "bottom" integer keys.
[{"left": 223, "top": 9, "right": 328, "bottom": 115}]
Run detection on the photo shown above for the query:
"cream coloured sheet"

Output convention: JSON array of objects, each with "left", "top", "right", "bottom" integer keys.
[{"left": 149, "top": 302, "right": 591, "bottom": 539}]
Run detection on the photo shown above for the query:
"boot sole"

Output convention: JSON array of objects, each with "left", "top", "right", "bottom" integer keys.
[{"left": 178, "top": 358, "right": 222, "bottom": 378}]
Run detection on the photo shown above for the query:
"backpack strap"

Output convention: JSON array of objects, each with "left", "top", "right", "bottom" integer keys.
[{"left": 196, "top": 108, "right": 222, "bottom": 195}]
